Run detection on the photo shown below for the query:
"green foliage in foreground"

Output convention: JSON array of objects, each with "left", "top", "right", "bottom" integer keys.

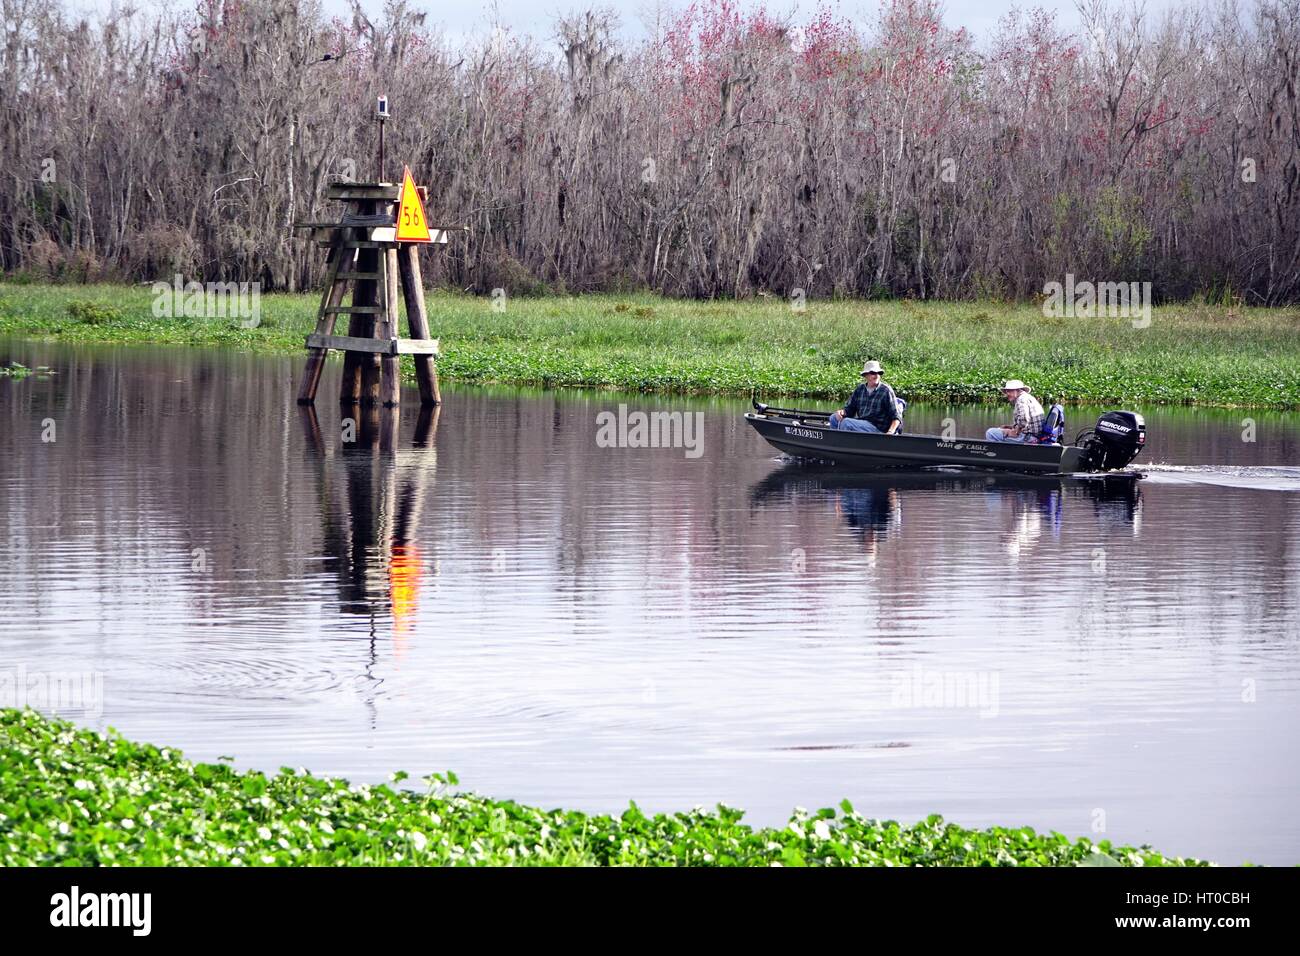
[
  {"left": 1, "top": 710, "right": 1209, "bottom": 867},
  {"left": 1, "top": 283, "right": 1297, "bottom": 407}
]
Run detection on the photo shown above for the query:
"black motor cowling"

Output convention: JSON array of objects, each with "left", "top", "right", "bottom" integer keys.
[{"left": 1085, "top": 411, "right": 1146, "bottom": 470}]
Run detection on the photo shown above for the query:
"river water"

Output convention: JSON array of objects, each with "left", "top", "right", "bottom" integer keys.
[{"left": 2, "top": 341, "right": 1298, "bottom": 864}]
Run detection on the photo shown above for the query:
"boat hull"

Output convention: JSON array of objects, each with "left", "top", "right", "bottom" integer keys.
[{"left": 744, "top": 413, "right": 1088, "bottom": 474}]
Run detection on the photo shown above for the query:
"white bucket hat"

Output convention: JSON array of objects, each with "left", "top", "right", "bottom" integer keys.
[
  {"left": 1001, "top": 379, "right": 1030, "bottom": 392},
  {"left": 861, "top": 360, "right": 884, "bottom": 375}
]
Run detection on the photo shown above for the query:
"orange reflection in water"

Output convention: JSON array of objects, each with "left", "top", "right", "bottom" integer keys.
[{"left": 389, "top": 544, "right": 422, "bottom": 657}]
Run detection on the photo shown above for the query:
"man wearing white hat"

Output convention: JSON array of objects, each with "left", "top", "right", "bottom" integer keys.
[
  {"left": 828, "top": 360, "right": 901, "bottom": 434},
  {"left": 986, "top": 380, "right": 1045, "bottom": 443}
]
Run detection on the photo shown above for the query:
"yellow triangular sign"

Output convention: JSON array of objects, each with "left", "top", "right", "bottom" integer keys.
[{"left": 394, "top": 166, "right": 432, "bottom": 243}]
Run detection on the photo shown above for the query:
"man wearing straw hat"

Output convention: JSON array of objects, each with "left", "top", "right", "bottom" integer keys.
[
  {"left": 827, "top": 361, "right": 901, "bottom": 434},
  {"left": 986, "top": 379, "right": 1045, "bottom": 443}
]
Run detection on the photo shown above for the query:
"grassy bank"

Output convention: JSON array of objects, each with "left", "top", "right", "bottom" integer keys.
[
  {"left": 1, "top": 709, "right": 1207, "bottom": 866},
  {"left": 1, "top": 283, "right": 1297, "bottom": 407}
]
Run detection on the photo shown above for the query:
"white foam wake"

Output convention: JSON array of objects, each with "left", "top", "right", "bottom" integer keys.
[{"left": 1138, "top": 464, "right": 1300, "bottom": 492}]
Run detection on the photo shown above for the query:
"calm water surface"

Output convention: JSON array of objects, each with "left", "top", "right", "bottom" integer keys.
[{"left": 2, "top": 341, "right": 1298, "bottom": 864}]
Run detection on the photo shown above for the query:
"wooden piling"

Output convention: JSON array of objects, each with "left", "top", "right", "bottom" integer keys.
[
  {"left": 353, "top": 241, "right": 382, "bottom": 406},
  {"left": 338, "top": 199, "right": 381, "bottom": 405},
  {"left": 379, "top": 246, "right": 402, "bottom": 408},
  {"left": 399, "top": 243, "right": 441, "bottom": 406}
]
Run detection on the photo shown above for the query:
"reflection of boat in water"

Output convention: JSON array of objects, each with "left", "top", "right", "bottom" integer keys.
[
  {"left": 751, "top": 465, "right": 1142, "bottom": 501},
  {"left": 745, "top": 401, "right": 1146, "bottom": 475},
  {"left": 749, "top": 466, "right": 1143, "bottom": 541}
]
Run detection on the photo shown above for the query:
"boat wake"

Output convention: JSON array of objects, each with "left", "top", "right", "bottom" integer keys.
[{"left": 1138, "top": 464, "right": 1300, "bottom": 493}]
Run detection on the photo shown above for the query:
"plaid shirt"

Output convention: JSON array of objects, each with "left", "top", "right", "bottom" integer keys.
[
  {"left": 843, "top": 381, "right": 900, "bottom": 431},
  {"left": 1012, "top": 392, "right": 1046, "bottom": 436}
]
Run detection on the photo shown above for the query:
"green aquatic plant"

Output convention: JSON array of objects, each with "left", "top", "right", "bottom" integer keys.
[
  {"left": 66, "top": 300, "right": 124, "bottom": 325},
  {"left": 0, "top": 285, "right": 1296, "bottom": 407},
  {"left": 0, "top": 709, "right": 1210, "bottom": 867}
]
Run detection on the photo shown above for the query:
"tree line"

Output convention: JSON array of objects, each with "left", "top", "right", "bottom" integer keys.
[{"left": 1, "top": 0, "right": 1298, "bottom": 303}]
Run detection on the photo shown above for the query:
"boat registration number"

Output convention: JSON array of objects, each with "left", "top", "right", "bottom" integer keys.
[{"left": 784, "top": 426, "right": 822, "bottom": 440}]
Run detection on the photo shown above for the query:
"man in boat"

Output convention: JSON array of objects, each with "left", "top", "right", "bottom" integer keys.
[
  {"left": 827, "top": 361, "right": 902, "bottom": 434},
  {"left": 985, "top": 379, "right": 1045, "bottom": 443}
]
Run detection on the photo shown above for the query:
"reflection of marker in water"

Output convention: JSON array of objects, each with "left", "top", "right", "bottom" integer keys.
[{"left": 389, "top": 544, "right": 422, "bottom": 658}]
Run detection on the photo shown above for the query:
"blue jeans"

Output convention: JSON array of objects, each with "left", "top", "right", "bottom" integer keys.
[
  {"left": 830, "top": 416, "right": 882, "bottom": 433},
  {"left": 985, "top": 427, "right": 1035, "bottom": 443}
]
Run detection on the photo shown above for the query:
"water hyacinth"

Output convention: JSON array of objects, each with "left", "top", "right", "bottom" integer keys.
[
  {"left": 0, "top": 709, "right": 1211, "bottom": 867},
  {"left": 1, "top": 285, "right": 1297, "bottom": 408}
]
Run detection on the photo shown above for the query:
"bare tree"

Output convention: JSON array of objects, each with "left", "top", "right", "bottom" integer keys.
[{"left": 0, "top": 0, "right": 1297, "bottom": 303}]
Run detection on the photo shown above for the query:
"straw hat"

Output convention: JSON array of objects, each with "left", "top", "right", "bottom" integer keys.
[
  {"left": 1001, "top": 379, "right": 1030, "bottom": 392},
  {"left": 861, "top": 361, "right": 884, "bottom": 376}
]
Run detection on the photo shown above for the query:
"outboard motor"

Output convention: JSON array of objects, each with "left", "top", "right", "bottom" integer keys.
[{"left": 1080, "top": 411, "right": 1146, "bottom": 470}]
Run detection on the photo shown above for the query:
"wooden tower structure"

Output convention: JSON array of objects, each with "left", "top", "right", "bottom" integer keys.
[{"left": 295, "top": 168, "right": 451, "bottom": 408}]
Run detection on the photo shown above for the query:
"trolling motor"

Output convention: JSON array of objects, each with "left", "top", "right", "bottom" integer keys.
[{"left": 1076, "top": 411, "right": 1146, "bottom": 471}]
